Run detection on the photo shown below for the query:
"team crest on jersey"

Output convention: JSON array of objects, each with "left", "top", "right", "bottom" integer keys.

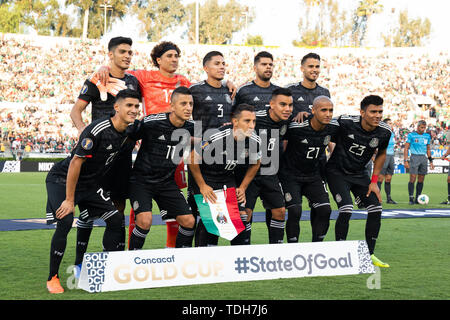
[
  {"left": 280, "top": 125, "right": 287, "bottom": 136},
  {"left": 369, "top": 138, "right": 379, "bottom": 148},
  {"left": 80, "top": 84, "right": 88, "bottom": 95},
  {"left": 335, "top": 194, "right": 342, "bottom": 203},
  {"left": 127, "top": 84, "right": 136, "bottom": 91},
  {"left": 175, "top": 80, "right": 181, "bottom": 88},
  {"left": 323, "top": 135, "right": 331, "bottom": 145},
  {"left": 133, "top": 201, "right": 139, "bottom": 211},
  {"left": 81, "top": 138, "right": 93, "bottom": 150},
  {"left": 285, "top": 193, "right": 292, "bottom": 202},
  {"left": 225, "top": 94, "right": 232, "bottom": 104}
]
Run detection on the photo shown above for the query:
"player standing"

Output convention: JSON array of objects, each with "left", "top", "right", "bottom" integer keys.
[
  {"left": 284, "top": 52, "right": 331, "bottom": 242},
  {"left": 280, "top": 96, "right": 338, "bottom": 242},
  {"left": 326, "top": 95, "right": 391, "bottom": 268},
  {"left": 377, "top": 118, "right": 397, "bottom": 204},
  {"left": 70, "top": 36, "right": 140, "bottom": 270},
  {"left": 188, "top": 104, "right": 261, "bottom": 246},
  {"left": 286, "top": 53, "right": 330, "bottom": 122},
  {"left": 127, "top": 87, "right": 196, "bottom": 250},
  {"left": 234, "top": 51, "right": 280, "bottom": 112},
  {"left": 404, "top": 120, "right": 434, "bottom": 204},
  {"left": 45, "top": 90, "right": 141, "bottom": 293},
  {"left": 187, "top": 51, "right": 236, "bottom": 246}
]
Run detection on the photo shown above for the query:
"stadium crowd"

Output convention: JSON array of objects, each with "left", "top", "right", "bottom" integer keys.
[{"left": 0, "top": 33, "right": 448, "bottom": 156}]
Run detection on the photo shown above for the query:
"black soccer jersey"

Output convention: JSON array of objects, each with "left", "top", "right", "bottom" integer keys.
[
  {"left": 129, "top": 113, "right": 194, "bottom": 184},
  {"left": 327, "top": 115, "right": 392, "bottom": 176},
  {"left": 189, "top": 81, "right": 233, "bottom": 135},
  {"left": 234, "top": 81, "right": 280, "bottom": 112},
  {"left": 285, "top": 82, "right": 330, "bottom": 115},
  {"left": 198, "top": 125, "right": 262, "bottom": 183},
  {"left": 46, "top": 117, "right": 129, "bottom": 189},
  {"left": 254, "top": 109, "right": 290, "bottom": 176},
  {"left": 78, "top": 73, "right": 141, "bottom": 121},
  {"left": 280, "top": 119, "right": 339, "bottom": 181}
]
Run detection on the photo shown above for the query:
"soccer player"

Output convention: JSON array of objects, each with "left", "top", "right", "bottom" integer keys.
[
  {"left": 404, "top": 120, "right": 434, "bottom": 205},
  {"left": 440, "top": 147, "right": 450, "bottom": 204},
  {"left": 127, "top": 86, "right": 196, "bottom": 250},
  {"left": 45, "top": 89, "right": 141, "bottom": 293},
  {"left": 286, "top": 52, "right": 331, "bottom": 123},
  {"left": 285, "top": 52, "right": 331, "bottom": 238},
  {"left": 188, "top": 51, "right": 236, "bottom": 246},
  {"left": 69, "top": 36, "right": 141, "bottom": 272},
  {"left": 190, "top": 51, "right": 234, "bottom": 133},
  {"left": 280, "top": 96, "right": 338, "bottom": 243},
  {"left": 326, "top": 95, "right": 392, "bottom": 268},
  {"left": 377, "top": 118, "right": 397, "bottom": 204},
  {"left": 240, "top": 88, "right": 293, "bottom": 244},
  {"left": 234, "top": 51, "right": 280, "bottom": 112},
  {"left": 71, "top": 37, "right": 140, "bottom": 134},
  {"left": 188, "top": 103, "right": 261, "bottom": 247}
]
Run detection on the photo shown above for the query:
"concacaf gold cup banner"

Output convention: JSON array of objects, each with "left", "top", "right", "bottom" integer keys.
[{"left": 78, "top": 240, "right": 375, "bottom": 293}]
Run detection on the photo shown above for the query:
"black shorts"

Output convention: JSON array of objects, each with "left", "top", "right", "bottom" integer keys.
[
  {"left": 129, "top": 179, "right": 191, "bottom": 219},
  {"left": 46, "top": 182, "right": 118, "bottom": 225},
  {"left": 100, "top": 149, "right": 133, "bottom": 200},
  {"left": 326, "top": 168, "right": 380, "bottom": 208},
  {"left": 188, "top": 176, "right": 246, "bottom": 213},
  {"left": 245, "top": 175, "right": 285, "bottom": 211},
  {"left": 279, "top": 174, "right": 330, "bottom": 208}
]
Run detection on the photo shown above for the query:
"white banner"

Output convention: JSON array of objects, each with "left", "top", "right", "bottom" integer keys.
[{"left": 78, "top": 240, "right": 375, "bottom": 293}]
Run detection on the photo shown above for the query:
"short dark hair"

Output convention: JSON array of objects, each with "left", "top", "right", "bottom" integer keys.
[
  {"left": 203, "top": 51, "right": 223, "bottom": 66},
  {"left": 231, "top": 103, "right": 255, "bottom": 119},
  {"left": 301, "top": 52, "right": 321, "bottom": 65},
  {"left": 383, "top": 118, "right": 391, "bottom": 123},
  {"left": 150, "top": 41, "right": 181, "bottom": 68},
  {"left": 271, "top": 87, "right": 292, "bottom": 100},
  {"left": 254, "top": 51, "right": 273, "bottom": 65},
  {"left": 115, "top": 89, "right": 141, "bottom": 103},
  {"left": 360, "top": 95, "right": 383, "bottom": 110},
  {"left": 108, "top": 37, "right": 132, "bottom": 52},
  {"left": 171, "top": 86, "right": 192, "bottom": 103},
  {"left": 417, "top": 120, "right": 427, "bottom": 127}
]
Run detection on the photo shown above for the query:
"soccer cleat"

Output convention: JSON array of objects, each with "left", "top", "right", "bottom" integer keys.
[
  {"left": 440, "top": 200, "right": 450, "bottom": 205},
  {"left": 386, "top": 198, "right": 397, "bottom": 204},
  {"left": 371, "top": 254, "right": 390, "bottom": 268},
  {"left": 47, "top": 275, "right": 64, "bottom": 294}
]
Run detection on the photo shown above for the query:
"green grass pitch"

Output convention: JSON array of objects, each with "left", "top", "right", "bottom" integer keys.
[{"left": 0, "top": 172, "right": 449, "bottom": 300}]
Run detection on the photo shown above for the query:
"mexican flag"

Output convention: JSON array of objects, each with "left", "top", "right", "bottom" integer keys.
[{"left": 194, "top": 187, "right": 245, "bottom": 241}]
